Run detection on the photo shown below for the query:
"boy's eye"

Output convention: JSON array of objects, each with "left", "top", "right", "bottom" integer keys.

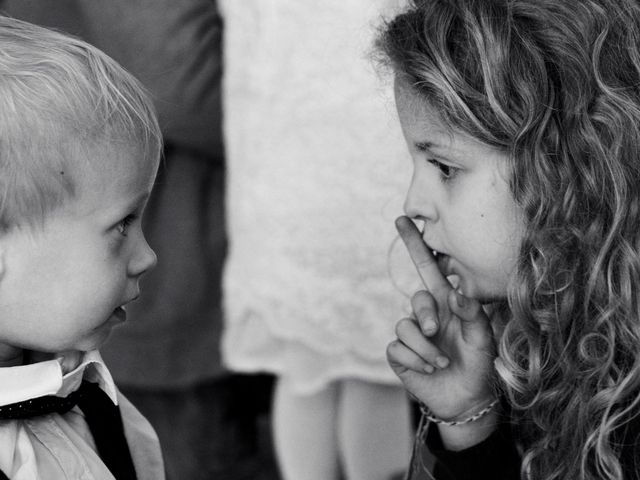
[
  {"left": 117, "top": 214, "right": 136, "bottom": 236},
  {"left": 427, "top": 158, "right": 457, "bottom": 180}
]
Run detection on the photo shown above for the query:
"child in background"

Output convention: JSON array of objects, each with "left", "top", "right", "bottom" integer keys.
[
  {"left": 379, "top": 0, "right": 640, "bottom": 479},
  {"left": 221, "top": 1, "right": 412, "bottom": 479},
  {"left": 0, "top": 17, "right": 163, "bottom": 479}
]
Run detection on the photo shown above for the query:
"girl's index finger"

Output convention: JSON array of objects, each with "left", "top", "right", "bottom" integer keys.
[{"left": 395, "top": 216, "right": 451, "bottom": 297}]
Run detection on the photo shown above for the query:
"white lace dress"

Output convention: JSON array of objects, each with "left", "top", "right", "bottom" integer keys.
[{"left": 221, "top": 0, "right": 415, "bottom": 394}]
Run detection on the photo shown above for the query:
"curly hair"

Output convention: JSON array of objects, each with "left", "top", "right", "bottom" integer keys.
[{"left": 377, "top": 0, "right": 640, "bottom": 478}]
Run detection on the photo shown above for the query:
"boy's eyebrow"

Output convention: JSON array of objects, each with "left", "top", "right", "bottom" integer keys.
[{"left": 122, "top": 191, "right": 151, "bottom": 212}]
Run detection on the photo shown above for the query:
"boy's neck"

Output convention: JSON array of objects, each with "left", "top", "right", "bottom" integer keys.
[
  {"left": 27, "top": 350, "right": 83, "bottom": 374},
  {"left": 0, "top": 345, "right": 24, "bottom": 367},
  {"left": 0, "top": 347, "right": 83, "bottom": 373}
]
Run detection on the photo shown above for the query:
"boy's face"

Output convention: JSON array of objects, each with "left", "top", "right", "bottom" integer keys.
[
  {"left": 395, "top": 78, "right": 525, "bottom": 301},
  {"left": 0, "top": 142, "right": 158, "bottom": 354}
]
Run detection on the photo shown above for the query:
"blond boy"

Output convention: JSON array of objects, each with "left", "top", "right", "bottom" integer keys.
[{"left": 0, "top": 17, "right": 164, "bottom": 479}]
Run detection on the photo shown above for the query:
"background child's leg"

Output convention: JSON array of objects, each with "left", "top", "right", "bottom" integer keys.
[
  {"left": 338, "top": 379, "right": 412, "bottom": 480},
  {"left": 273, "top": 376, "right": 341, "bottom": 480}
]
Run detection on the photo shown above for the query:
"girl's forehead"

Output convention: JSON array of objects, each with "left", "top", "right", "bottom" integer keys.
[
  {"left": 395, "top": 81, "right": 455, "bottom": 140},
  {"left": 395, "top": 78, "right": 442, "bottom": 120},
  {"left": 393, "top": 75, "right": 416, "bottom": 103}
]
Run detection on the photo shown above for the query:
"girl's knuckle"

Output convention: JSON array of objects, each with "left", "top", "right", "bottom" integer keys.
[
  {"left": 415, "top": 306, "right": 433, "bottom": 320},
  {"left": 395, "top": 317, "right": 412, "bottom": 336},
  {"left": 411, "top": 290, "right": 426, "bottom": 304},
  {"left": 386, "top": 340, "right": 401, "bottom": 358}
]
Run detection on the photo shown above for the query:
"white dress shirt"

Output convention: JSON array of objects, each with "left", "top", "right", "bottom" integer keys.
[{"left": 0, "top": 350, "right": 164, "bottom": 480}]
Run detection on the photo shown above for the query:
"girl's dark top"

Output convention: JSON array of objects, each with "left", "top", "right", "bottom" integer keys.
[{"left": 409, "top": 412, "right": 640, "bottom": 479}]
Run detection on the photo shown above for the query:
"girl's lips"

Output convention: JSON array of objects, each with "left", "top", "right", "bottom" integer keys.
[
  {"left": 436, "top": 253, "right": 462, "bottom": 290},
  {"left": 436, "top": 252, "right": 452, "bottom": 275},
  {"left": 436, "top": 254, "right": 463, "bottom": 291}
]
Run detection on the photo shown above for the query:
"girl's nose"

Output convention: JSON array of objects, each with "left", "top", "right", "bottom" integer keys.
[
  {"left": 128, "top": 236, "right": 158, "bottom": 277},
  {"left": 403, "top": 170, "right": 438, "bottom": 221}
]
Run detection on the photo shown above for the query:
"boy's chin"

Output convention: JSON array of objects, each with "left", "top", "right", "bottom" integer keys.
[
  {"left": 69, "top": 327, "right": 115, "bottom": 354},
  {"left": 75, "top": 336, "right": 111, "bottom": 353}
]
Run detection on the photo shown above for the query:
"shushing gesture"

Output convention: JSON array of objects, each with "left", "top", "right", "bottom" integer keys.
[{"left": 387, "top": 216, "right": 497, "bottom": 422}]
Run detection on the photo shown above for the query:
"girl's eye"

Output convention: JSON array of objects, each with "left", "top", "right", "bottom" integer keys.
[
  {"left": 427, "top": 159, "right": 458, "bottom": 180},
  {"left": 117, "top": 215, "right": 136, "bottom": 236}
]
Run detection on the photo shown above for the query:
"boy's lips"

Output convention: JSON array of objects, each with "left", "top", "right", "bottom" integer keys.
[
  {"left": 111, "top": 295, "right": 138, "bottom": 323},
  {"left": 112, "top": 305, "right": 127, "bottom": 323}
]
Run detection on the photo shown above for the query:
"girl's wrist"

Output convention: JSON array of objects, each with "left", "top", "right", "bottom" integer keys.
[
  {"left": 421, "top": 398, "right": 498, "bottom": 426},
  {"left": 419, "top": 397, "right": 502, "bottom": 451},
  {"left": 438, "top": 408, "right": 500, "bottom": 451}
]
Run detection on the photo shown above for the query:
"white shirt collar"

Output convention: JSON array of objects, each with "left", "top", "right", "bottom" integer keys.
[{"left": 0, "top": 350, "right": 118, "bottom": 407}]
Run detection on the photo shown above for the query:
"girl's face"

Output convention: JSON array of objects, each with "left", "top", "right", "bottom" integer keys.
[{"left": 394, "top": 78, "right": 525, "bottom": 301}]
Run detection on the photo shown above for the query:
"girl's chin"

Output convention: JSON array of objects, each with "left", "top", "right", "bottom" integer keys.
[
  {"left": 450, "top": 275, "right": 498, "bottom": 302},
  {"left": 446, "top": 274, "right": 461, "bottom": 291},
  {"left": 467, "top": 287, "right": 508, "bottom": 305}
]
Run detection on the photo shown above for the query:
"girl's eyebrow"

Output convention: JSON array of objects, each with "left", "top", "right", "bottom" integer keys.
[
  {"left": 415, "top": 138, "right": 468, "bottom": 164},
  {"left": 415, "top": 139, "right": 458, "bottom": 156},
  {"left": 415, "top": 128, "right": 454, "bottom": 151},
  {"left": 415, "top": 140, "right": 446, "bottom": 150}
]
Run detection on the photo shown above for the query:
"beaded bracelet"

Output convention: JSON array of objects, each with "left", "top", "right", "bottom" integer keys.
[{"left": 420, "top": 399, "right": 499, "bottom": 426}]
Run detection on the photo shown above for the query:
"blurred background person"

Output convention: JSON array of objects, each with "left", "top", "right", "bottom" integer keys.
[
  {"left": 221, "top": 2, "right": 413, "bottom": 480},
  {"left": 2, "top": 1, "right": 280, "bottom": 479}
]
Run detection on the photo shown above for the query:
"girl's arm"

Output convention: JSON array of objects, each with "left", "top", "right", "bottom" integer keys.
[
  {"left": 410, "top": 414, "right": 520, "bottom": 480},
  {"left": 389, "top": 217, "right": 519, "bottom": 476},
  {"left": 388, "top": 218, "right": 498, "bottom": 423}
]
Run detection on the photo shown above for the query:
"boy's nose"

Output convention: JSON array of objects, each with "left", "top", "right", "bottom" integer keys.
[
  {"left": 128, "top": 238, "right": 157, "bottom": 277},
  {"left": 403, "top": 171, "right": 438, "bottom": 221}
]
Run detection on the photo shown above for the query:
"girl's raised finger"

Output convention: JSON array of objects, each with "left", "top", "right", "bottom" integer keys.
[{"left": 396, "top": 216, "right": 450, "bottom": 299}]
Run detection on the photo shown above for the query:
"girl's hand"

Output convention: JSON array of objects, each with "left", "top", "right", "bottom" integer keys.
[{"left": 387, "top": 216, "right": 497, "bottom": 421}]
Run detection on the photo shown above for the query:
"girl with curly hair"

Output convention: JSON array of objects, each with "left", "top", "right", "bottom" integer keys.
[{"left": 379, "top": 0, "right": 640, "bottom": 478}]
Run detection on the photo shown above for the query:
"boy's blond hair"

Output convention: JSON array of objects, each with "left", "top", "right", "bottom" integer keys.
[{"left": 0, "top": 16, "right": 161, "bottom": 230}]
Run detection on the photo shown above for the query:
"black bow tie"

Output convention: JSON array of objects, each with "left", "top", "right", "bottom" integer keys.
[
  {"left": 0, "top": 383, "right": 87, "bottom": 419},
  {"left": 0, "top": 381, "right": 137, "bottom": 480}
]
